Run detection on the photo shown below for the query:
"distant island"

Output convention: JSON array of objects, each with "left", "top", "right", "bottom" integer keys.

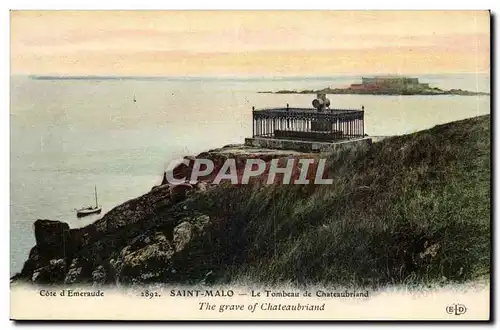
[
  {"left": 259, "top": 76, "right": 490, "bottom": 96},
  {"left": 28, "top": 75, "right": 167, "bottom": 81}
]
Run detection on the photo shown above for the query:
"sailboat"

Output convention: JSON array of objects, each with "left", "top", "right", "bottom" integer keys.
[{"left": 76, "top": 185, "right": 102, "bottom": 218}]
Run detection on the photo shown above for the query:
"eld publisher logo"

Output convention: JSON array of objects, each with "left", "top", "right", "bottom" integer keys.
[{"left": 446, "top": 304, "right": 467, "bottom": 315}]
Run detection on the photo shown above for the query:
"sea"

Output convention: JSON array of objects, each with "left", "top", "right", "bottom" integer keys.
[{"left": 9, "top": 73, "right": 491, "bottom": 275}]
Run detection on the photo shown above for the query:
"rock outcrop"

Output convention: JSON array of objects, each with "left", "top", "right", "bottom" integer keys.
[{"left": 12, "top": 145, "right": 307, "bottom": 286}]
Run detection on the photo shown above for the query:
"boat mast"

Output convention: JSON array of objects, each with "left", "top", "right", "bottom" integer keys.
[{"left": 95, "top": 185, "right": 98, "bottom": 208}]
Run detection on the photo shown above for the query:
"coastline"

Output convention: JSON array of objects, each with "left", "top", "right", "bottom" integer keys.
[{"left": 10, "top": 114, "right": 490, "bottom": 289}]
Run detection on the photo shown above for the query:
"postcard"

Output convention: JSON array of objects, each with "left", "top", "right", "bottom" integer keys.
[{"left": 9, "top": 10, "right": 491, "bottom": 321}]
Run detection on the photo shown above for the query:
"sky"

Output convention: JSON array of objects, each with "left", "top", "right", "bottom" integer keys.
[{"left": 10, "top": 10, "right": 490, "bottom": 76}]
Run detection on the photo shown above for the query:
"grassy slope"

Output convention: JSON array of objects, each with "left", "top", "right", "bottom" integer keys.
[{"left": 179, "top": 115, "right": 490, "bottom": 288}]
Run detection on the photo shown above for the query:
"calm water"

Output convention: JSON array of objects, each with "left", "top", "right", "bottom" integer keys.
[{"left": 10, "top": 74, "right": 490, "bottom": 275}]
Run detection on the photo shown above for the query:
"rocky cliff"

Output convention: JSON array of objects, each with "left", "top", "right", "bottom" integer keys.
[
  {"left": 11, "top": 116, "right": 491, "bottom": 287},
  {"left": 11, "top": 145, "right": 318, "bottom": 285}
]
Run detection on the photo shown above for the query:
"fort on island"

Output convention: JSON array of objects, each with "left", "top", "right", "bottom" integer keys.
[
  {"left": 244, "top": 94, "right": 371, "bottom": 152},
  {"left": 260, "top": 75, "right": 489, "bottom": 96},
  {"left": 348, "top": 76, "right": 430, "bottom": 93}
]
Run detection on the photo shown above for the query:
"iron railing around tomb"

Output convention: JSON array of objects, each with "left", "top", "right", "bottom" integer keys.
[{"left": 252, "top": 107, "right": 365, "bottom": 142}]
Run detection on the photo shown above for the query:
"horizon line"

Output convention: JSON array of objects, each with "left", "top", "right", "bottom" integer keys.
[{"left": 14, "top": 72, "right": 492, "bottom": 80}]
